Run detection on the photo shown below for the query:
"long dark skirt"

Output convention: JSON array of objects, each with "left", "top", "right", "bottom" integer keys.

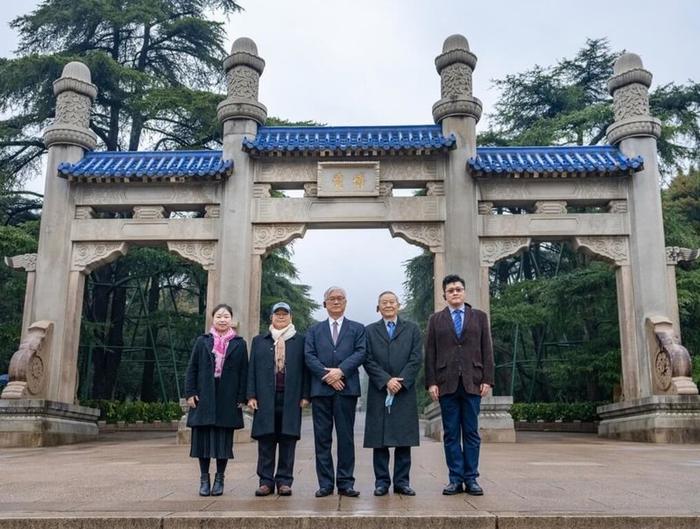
[{"left": 190, "top": 425, "right": 234, "bottom": 459}]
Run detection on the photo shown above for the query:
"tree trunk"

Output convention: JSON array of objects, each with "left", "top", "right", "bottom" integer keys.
[{"left": 140, "top": 274, "right": 160, "bottom": 402}]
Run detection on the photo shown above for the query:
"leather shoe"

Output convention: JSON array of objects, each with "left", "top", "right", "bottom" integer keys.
[
  {"left": 464, "top": 480, "right": 483, "bottom": 496},
  {"left": 277, "top": 484, "right": 292, "bottom": 496},
  {"left": 255, "top": 484, "right": 273, "bottom": 497},
  {"left": 442, "top": 482, "right": 463, "bottom": 495},
  {"left": 394, "top": 485, "right": 416, "bottom": 496},
  {"left": 211, "top": 472, "right": 225, "bottom": 496},
  {"left": 338, "top": 488, "right": 360, "bottom": 497},
  {"left": 373, "top": 486, "right": 389, "bottom": 496},
  {"left": 315, "top": 487, "right": 333, "bottom": 497}
]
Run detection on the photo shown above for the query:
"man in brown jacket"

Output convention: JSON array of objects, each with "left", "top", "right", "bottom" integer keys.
[{"left": 425, "top": 274, "right": 494, "bottom": 496}]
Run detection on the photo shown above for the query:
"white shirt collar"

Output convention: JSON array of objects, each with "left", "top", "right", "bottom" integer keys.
[
  {"left": 329, "top": 316, "right": 345, "bottom": 328},
  {"left": 449, "top": 305, "right": 466, "bottom": 314},
  {"left": 383, "top": 317, "right": 398, "bottom": 325}
]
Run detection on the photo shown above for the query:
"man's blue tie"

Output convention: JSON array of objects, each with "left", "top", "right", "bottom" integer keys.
[
  {"left": 453, "top": 309, "right": 463, "bottom": 336},
  {"left": 387, "top": 321, "right": 395, "bottom": 339}
]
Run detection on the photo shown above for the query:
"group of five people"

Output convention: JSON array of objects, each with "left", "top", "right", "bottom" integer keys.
[{"left": 184, "top": 273, "right": 494, "bottom": 498}]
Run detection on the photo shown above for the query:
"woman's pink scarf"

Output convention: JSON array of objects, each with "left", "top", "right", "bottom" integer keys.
[{"left": 210, "top": 326, "right": 236, "bottom": 378}]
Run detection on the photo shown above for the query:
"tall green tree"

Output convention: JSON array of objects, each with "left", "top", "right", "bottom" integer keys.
[{"left": 0, "top": 0, "right": 242, "bottom": 189}]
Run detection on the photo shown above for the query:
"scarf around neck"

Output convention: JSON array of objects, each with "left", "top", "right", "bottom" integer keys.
[
  {"left": 210, "top": 326, "right": 236, "bottom": 378},
  {"left": 269, "top": 323, "right": 296, "bottom": 373}
]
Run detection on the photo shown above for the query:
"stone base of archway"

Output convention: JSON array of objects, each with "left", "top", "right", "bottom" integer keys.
[
  {"left": 0, "top": 399, "right": 99, "bottom": 448},
  {"left": 597, "top": 395, "right": 700, "bottom": 443}
]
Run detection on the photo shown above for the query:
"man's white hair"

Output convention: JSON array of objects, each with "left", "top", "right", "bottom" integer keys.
[{"left": 323, "top": 286, "right": 347, "bottom": 300}]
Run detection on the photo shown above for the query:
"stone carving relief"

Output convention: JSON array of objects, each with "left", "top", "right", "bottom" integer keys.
[
  {"left": 441, "top": 63, "right": 472, "bottom": 98},
  {"left": 253, "top": 224, "right": 306, "bottom": 255},
  {"left": 426, "top": 182, "right": 444, "bottom": 196},
  {"left": 133, "top": 206, "right": 166, "bottom": 219},
  {"left": 378, "top": 183, "right": 393, "bottom": 197},
  {"left": 75, "top": 206, "right": 96, "bottom": 219},
  {"left": 573, "top": 236, "right": 629, "bottom": 265},
  {"left": 204, "top": 205, "right": 220, "bottom": 218},
  {"left": 227, "top": 66, "right": 259, "bottom": 99},
  {"left": 56, "top": 92, "right": 91, "bottom": 128},
  {"left": 0, "top": 321, "right": 53, "bottom": 399},
  {"left": 613, "top": 84, "right": 650, "bottom": 121},
  {"left": 168, "top": 241, "right": 217, "bottom": 270},
  {"left": 71, "top": 242, "right": 128, "bottom": 273},
  {"left": 648, "top": 316, "right": 698, "bottom": 395},
  {"left": 303, "top": 183, "right": 318, "bottom": 197},
  {"left": 389, "top": 223, "right": 444, "bottom": 252},
  {"left": 252, "top": 184, "right": 272, "bottom": 198},
  {"left": 478, "top": 202, "right": 494, "bottom": 215},
  {"left": 666, "top": 246, "right": 700, "bottom": 265},
  {"left": 607, "top": 200, "right": 628, "bottom": 214},
  {"left": 480, "top": 237, "right": 530, "bottom": 266},
  {"left": 534, "top": 201, "right": 567, "bottom": 214},
  {"left": 5, "top": 253, "right": 37, "bottom": 272}
]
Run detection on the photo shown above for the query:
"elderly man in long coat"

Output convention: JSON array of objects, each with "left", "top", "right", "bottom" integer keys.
[{"left": 363, "top": 291, "right": 422, "bottom": 496}]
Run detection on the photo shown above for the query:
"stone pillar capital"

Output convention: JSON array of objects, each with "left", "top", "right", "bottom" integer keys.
[
  {"left": 432, "top": 34, "right": 482, "bottom": 124},
  {"left": 606, "top": 53, "right": 660, "bottom": 143},
  {"left": 43, "top": 61, "right": 98, "bottom": 150},
  {"left": 217, "top": 37, "right": 267, "bottom": 125}
]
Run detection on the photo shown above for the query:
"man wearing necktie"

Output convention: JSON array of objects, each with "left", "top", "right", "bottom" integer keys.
[
  {"left": 304, "top": 286, "right": 367, "bottom": 497},
  {"left": 425, "top": 274, "right": 494, "bottom": 496},
  {"left": 363, "top": 291, "right": 422, "bottom": 496}
]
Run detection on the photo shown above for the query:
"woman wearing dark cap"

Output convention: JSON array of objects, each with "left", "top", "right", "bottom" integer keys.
[
  {"left": 185, "top": 303, "right": 248, "bottom": 496},
  {"left": 247, "top": 301, "right": 310, "bottom": 496}
]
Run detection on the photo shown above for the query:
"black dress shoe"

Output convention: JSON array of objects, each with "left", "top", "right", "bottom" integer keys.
[
  {"left": 442, "top": 482, "right": 463, "bottom": 495},
  {"left": 373, "top": 486, "right": 389, "bottom": 496},
  {"left": 464, "top": 480, "right": 483, "bottom": 496},
  {"left": 315, "top": 488, "right": 333, "bottom": 497},
  {"left": 338, "top": 488, "right": 360, "bottom": 497},
  {"left": 394, "top": 485, "right": 416, "bottom": 496},
  {"left": 199, "top": 473, "right": 211, "bottom": 496}
]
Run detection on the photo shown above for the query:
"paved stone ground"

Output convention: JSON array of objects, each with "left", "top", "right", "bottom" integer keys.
[{"left": 2, "top": 413, "right": 700, "bottom": 527}]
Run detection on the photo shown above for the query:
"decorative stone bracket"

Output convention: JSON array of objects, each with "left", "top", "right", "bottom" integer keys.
[
  {"left": 253, "top": 224, "right": 306, "bottom": 256},
  {"left": 666, "top": 247, "right": 700, "bottom": 266},
  {"left": 389, "top": 223, "right": 444, "bottom": 252},
  {"left": 71, "top": 242, "right": 128, "bottom": 273},
  {"left": 168, "top": 241, "right": 217, "bottom": 270},
  {"left": 480, "top": 237, "right": 531, "bottom": 266},
  {"left": 5, "top": 253, "right": 37, "bottom": 272},
  {"left": 647, "top": 315, "right": 698, "bottom": 396},
  {"left": 573, "top": 236, "right": 630, "bottom": 266},
  {"left": 1, "top": 321, "right": 54, "bottom": 399}
]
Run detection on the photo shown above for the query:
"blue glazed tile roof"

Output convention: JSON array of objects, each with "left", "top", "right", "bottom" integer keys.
[
  {"left": 57, "top": 150, "right": 232, "bottom": 182},
  {"left": 242, "top": 125, "right": 456, "bottom": 155},
  {"left": 469, "top": 146, "right": 643, "bottom": 177}
]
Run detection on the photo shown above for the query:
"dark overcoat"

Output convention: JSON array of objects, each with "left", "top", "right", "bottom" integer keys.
[
  {"left": 184, "top": 334, "right": 248, "bottom": 429},
  {"left": 246, "top": 332, "right": 310, "bottom": 439},
  {"left": 304, "top": 318, "right": 367, "bottom": 398},
  {"left": 424, "top": 305, "right": 495, "bottom": 397},
  {"left": 363, "top": 317, "right": 422, "bottom": 448}
]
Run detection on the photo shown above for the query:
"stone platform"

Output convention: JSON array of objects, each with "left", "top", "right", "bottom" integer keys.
[{"left": 1, "top": 413, "right": 699, "bottom": 528}]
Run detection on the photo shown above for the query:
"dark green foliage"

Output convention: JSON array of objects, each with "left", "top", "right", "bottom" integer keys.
[
  {"left": 81, "top": 399, "right": 183, "bottom": 423},
  {"left": 510, "top": 402, "right": 604, "bottom": 422}
]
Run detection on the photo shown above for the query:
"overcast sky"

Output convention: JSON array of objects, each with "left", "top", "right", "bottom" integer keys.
[{"left": 2, "top": 1, "right": 699, "bottom": 325}]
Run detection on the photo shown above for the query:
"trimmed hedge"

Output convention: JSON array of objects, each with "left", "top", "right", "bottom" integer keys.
[
  {"left": 509, "top": 402, "right": 606, "bottom": 422},
  {"left": 80, "top": 400, "right": 183, "bottom": 424}
]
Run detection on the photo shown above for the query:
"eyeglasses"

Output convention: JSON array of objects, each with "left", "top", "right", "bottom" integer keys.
[
  {"left": 326, "top": 296, "right": 346, "bottom": 303},
  {"left": 445, "top": 287, "right": 465, "bottom": 294}
]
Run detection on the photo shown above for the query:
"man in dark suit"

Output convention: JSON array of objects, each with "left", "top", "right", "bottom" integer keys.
[
  {"left": 425, "top": 274, "right": 494, "bottom": 496},
  {"left": 363, "top": 291, "right": 422, "bottom": 497},
  {"left": 305, "top": 286, "right": 366, "bottom": 498}
]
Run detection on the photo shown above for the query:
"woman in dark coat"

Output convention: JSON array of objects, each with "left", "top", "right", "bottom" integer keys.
[
  {"left": 247, "top": 301, "right": 309, "bottom": 496},
  {"left": 363, "top": 291, "right": 422, "bottom": 496},
  {"left": 185, "top": 303, "right": 248, "bottom": 497}
]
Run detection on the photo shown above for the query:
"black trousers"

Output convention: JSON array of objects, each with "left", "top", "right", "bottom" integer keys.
[
  {"left": 257, "top": 391, "right": 298, "bottom": 487},
  {"left": 311, "top": 394, "right": 357, "bottom": 490},
  {"left": 373, "top": 446, "right": 412, "bottom": 488}
]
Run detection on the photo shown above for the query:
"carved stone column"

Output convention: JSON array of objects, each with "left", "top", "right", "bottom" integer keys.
[
  {"left": 217, "top": 38, "right": 267, "bottom": 342},
  {"left": 5, "top": 253, "right": 38, "bottom": 339},
  {"left": 32, "top": 62, "right": 97, "bottom": 403},
  {"left": 665, "top": 247, "right": 699, "bottom": 340},
  {"left": 167, "top": 241, "right": 217, "bottom": 329},
  {"left": 389, "top": 223, "right": 445, "bottom": 311},
  {"left": 433, "top": 35, "right": 483, "bottom": 309}
]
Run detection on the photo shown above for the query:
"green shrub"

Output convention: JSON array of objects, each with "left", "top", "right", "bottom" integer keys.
[
  {"left": 510, "top": 402, "right": 605, "bottom": 422},
  {"left": 79, "top": 399, "right": 183, "bottom": 423}
]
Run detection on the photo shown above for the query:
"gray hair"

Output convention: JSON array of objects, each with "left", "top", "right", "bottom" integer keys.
[
  {"left": 377, "top": 291, "right": 400, "bottom": 304},
  {"left": 323, "top": 286, "right": 347, "bottom": 300}
]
